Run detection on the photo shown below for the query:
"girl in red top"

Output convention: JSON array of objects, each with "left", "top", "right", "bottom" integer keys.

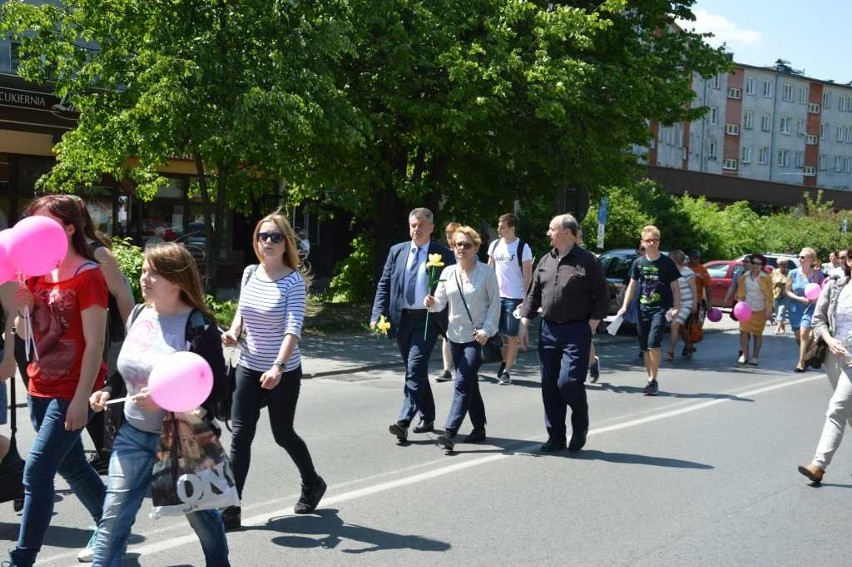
[{"left": 9, "top": 195, "right": 108, "bottom": 567}]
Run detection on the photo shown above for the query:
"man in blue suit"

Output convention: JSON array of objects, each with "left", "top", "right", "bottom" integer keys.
[{"left": 371, "top": 207, "right": 455, "bottom": 443}]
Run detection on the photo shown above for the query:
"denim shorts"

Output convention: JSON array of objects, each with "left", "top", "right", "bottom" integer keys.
[
  {"left": 499, "top": 298, "right": 523, "bottom": 336},
  {"left": 638, "top": 309, "right": 666, "bottom": 350}
]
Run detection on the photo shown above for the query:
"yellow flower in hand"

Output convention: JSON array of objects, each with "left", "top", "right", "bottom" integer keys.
[
  {"left": 426, "top": 253, "right": 445, "bottom": 268},
  {"left": 377, "top": 315, "right": 391, "bottom": 335}
]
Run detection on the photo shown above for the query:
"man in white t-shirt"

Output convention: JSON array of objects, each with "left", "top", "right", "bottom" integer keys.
[{"left": 488, "top": 213, "right": 533, "bottom": 385}]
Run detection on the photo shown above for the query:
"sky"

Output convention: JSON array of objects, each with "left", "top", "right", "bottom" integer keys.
[{"left": 679, "top": 0, "right": 851, "bottom": 83}]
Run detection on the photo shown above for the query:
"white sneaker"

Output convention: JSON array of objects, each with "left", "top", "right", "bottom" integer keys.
[
  {"left": 77, "top": 528, "right": 98, "bottom": 563},
  {"left": 748, "top": 357, "right": 759, "bottom": 366},
  {"left": 497, "top": 371, "right": 512, "bottom": 385},
  {"left": 736, "top": 355, "right": 747, "bottom": 365}
]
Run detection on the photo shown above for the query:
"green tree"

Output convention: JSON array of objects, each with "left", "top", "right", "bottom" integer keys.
[{"left": 1, "top": 0, "right": 361, "bottom": 293}]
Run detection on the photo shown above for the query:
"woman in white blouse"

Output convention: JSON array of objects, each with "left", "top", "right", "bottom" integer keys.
[{"left": 425, "top": 226, "right": 500, "bottom": 452}]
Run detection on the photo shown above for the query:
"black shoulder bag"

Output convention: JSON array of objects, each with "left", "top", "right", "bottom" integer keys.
[{"left": 455, "top": 268, "right": 503, "bottom": 364}]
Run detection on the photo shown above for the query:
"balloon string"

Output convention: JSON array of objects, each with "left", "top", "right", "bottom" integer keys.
[{"left": 26, "top": 304, "right": 39, "bottom": 362}]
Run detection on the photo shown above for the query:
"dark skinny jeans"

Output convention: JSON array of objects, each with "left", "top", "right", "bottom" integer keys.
[{"left": 229, "top": 364, "right": 318, "bottom": 498}]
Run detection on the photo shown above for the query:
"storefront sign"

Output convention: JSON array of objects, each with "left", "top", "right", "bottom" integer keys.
[{"left": 0, "top": 86, "right": 77, "bottom": 121}]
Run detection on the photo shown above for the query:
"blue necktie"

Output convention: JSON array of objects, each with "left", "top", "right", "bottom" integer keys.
[{"left": 406, "top": 247, "right": 420, "bottom": 306}]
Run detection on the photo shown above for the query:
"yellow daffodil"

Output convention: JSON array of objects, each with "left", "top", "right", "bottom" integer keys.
[
  {"left": 377, "top": 314, "right": 391, "bottom": 335},
  {"left": 426, "top": 253, "right": 445, "bottom": 268}
]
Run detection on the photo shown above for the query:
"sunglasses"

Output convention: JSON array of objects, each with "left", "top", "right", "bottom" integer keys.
[
  {"left": 257, "top": 232, "right": 285, "bottom": 244},
  {"left": 642, "top": 239, "right": 658, "bottom": 244},
  {"left": 454, "top": 242, "right": 473, "bottom": 249}
]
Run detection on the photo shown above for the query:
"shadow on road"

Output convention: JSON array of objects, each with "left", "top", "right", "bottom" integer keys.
[
  {"left": 569, "top": 449, "right": 714, "bottom": 469},
  {"left": 255, "top": 508, "right": 450, "bottom": 554},
  {"left": 589, "top": 381, "right": 754, "bottom": 402}
]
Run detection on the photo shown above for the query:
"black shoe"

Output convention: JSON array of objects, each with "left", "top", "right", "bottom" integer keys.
[
  {"left": 589, "top": 356, "right": 600, "bottom": 383},
  {"left": 294, "top": 476, "right": 327, "bottom": 514},
  {"left": 568, "top": 429, "right": 588, "bottom": 452},
  {"left": 13, "top": 497, "right": 24, "bottom": 512},
  {"left": 388, "top": 421, "right": 409, "bottom": 442},
  {"left": 88, "top": 451, "right": 110, "bottom": 475},
  {"left": 437, "top": 432, "right": 456, "bottom": 451},
  {"left": 643, "top": 379, "right": 659, "bottom": 396},
  {"left": 464, "top": 428, "right": 486, "bottom": 443},
  {"left": 540, "top": 438, "right": 567, "bottom": 452},
  {"left": 412, "top": 419, "right": 435, "bottom": 434},
  {"left": 497, "top": 361, "right": 506, "bottom": 379},
  {"left": 221, "top": 505, "right": 241, "bottom": 531},
  {"left": 435, "top": 370, "right": 453, "bottom": 382}
]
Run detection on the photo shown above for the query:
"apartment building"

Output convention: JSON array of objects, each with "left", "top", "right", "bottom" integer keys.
[{"left": 649, "top": 59, "right": 852, "bottom": 193}]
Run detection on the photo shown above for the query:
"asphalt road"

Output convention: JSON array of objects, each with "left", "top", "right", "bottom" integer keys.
[{"left": 1, "top": 321, "right": 851, "bottom": 566}]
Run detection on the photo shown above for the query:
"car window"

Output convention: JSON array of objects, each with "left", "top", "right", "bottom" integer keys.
[
  {"left": 706, "top": 264, "right": 730, "bottom": 278},
  {"left": 601, "top": 255, "right": 635, "bottom": 281}
]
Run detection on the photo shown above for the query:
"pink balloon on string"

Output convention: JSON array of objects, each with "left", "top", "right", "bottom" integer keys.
[
  {"left": 147, "top": 351, "right": 213, "bottom": 412},
  {"left": 5, "top": 216, "right": 68, "bottom": 277},
  {"left": 0, "top": 230, "right": 17, "bottom": 284},
  {"left": 804, "top": 282, "right": 821, "bottom": 301},
  {"left": 733, "top": 301, "right": 752, "bottom": 322},
  {"left": 707, "top": 308, "right": 723, "bottom": 322}
]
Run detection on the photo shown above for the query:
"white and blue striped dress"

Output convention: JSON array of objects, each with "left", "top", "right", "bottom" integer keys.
[{"left": 237, "top": 266, "right": 306, "bottom": 373}]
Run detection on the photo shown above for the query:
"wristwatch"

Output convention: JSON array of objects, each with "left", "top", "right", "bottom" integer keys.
[{"left": 273, "top": 360, "right": 286, "bottom": 370}]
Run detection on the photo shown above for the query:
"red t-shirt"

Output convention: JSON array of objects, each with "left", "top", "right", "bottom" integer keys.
[{"left": 26, "top": 267, "right": 108, "bottom": 400}]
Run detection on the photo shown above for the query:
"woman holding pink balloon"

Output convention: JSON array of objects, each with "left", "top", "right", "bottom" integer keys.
[
  {"left": 734, "top": 254, "right": 774, "bottom": 366},
  {"left": 786, "top": 247, "right": 825, "bottom": 372},
  {"left": 86, "top": 242, "right": 230, "bottom": 566},
  {"left": 220, "top": 212, "right": 325, "bottom": 531},
  {"left": 6, "top": 195, "right": 109, "bottom": 567}
]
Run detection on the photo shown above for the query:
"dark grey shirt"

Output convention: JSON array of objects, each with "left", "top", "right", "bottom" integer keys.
[{"left": 521, "top": 245, "right": 609, "bottom": 323}]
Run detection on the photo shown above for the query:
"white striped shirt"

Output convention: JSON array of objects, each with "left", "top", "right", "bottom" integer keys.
[{"left": 237, "top": 265, "right": 305, "bottom": 372}]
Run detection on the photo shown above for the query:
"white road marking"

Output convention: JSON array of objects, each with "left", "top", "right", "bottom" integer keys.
[{"left": 40, "top": 374, "right": 822, "bottom": 564}]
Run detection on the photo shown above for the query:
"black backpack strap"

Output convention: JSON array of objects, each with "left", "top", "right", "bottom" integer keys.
[{"left": 516, "top": 239, "right": 525, "bottom": 270}]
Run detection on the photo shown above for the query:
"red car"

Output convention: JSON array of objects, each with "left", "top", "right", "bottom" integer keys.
[{"left": 704, "top": 260, "right": 772, "bottom": 308}]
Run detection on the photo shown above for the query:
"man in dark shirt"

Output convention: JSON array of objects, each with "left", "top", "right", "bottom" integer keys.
[
  {"left": 617, "top": 225, "right": 681, "bottom": 396},
  {"left": 518, "top": 213, "right": 608, "bottom": 452}
]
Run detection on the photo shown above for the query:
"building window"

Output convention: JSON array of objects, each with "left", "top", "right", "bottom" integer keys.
[
  {"left": 846, "top": 157, "right": 852, "bottom": 173},
  {"left": 841, "top": 96, "right": 848, "bottom": 112},
  {"left": 819, "top": 154, "right": 828, "bottom": 170},
  {"left": 806, "top": 134, "right": 819, "bottom": 145},
  {"left": 711, "top": 75, "right": 721, "bottom": 89},
  {"left": 847, "top": 128, "right": 852, "bottom": 143},
  {"left": 821, "top": 123, "right": 828, "bottom": 140},
  {"left": 779, "top": 117, "right": 792, "bottom": 134},
  {"left": 741, "top": 146, "right": 752, "bottom": 163},
  {"left": 758, "top": 147, "right": 770, "bottom": 164},
  {"left": 707, "top": 141, "right": 717, "bottom": 159},
  {"left": 835, "top": 156, "right": 843, "bottom": 171},
  {"left": 777, "top": 149, "right": 790, "bottom": 167},
  {"left": 727, "top": 87, "right": 742, "bottom": 99},
  {"left": 797, "top": 120, "right": 807, "bottom": 136},
  {"left": 709, "top": 106, "right": 718, "bottom": 124},
  {"left": 823, "top": 92, "right": 832, "bottom": 109},
  {"left": 761, "top": 114, "right": 772, "bottom": 132},
  {"left": 837, "top": 126, "right": 845, "bottom": 142},
  {"left": 743, "top": 111, "right": 754, "bottom": 130},
  {"left": 725, "top": 124, "right": 739, "bottom": 136},
  {"left": 804, "top": 165, "right": 817, "bottom": 176},
  {"left": 808, "top": 102, "right": 821, "bottom": 113},
  {"left": 745, "top": 78, "right": 755, "bottom": 95},
  {"left": 782, "top": 84, "right": 794, "bottom": 101},
  {"left": 723, "top": 159, "right": 738, "bottom": 170},
  {"left": 762, "top": 80, "right": 773, "bottom": 97},
  {"left": 799, "top": 87, "right": 808, "bottom": 104},
  {"left": 795, "top": 151, "right": 805, "bottom": 168}
]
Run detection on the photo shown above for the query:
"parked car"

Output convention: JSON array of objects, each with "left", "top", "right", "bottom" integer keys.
[{"left": 704, "top": 260, "right": 772, "bottom": 308}]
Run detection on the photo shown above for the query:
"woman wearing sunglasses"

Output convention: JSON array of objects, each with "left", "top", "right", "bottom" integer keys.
[
  {"left": 425, "top": 225, "right": 500, "bottom": 452},
  {"left": 220, "top": 212, "right": 325, "bottom": 530},
  {"left": 786, "top": 247, "right": 825, "bottom": 372}
]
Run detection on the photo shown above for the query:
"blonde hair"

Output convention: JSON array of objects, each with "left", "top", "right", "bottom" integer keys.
[
  {"left": 252, "top": 212, "right": 311, "bottom": 288},
  {"left": 799, "top": 247, "right": 817, "bottom": 260},
  {"left": 453, "top": 225, "right": 482, "bottom": 251},
  {"left": 641, "top": 225, "right": 661, "bottom": 240},
  {"left": 145, "top": 243, "right": 214, "bottom": 321}
]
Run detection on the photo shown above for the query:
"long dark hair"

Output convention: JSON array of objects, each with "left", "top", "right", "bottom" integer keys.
[{"left": 25, "top": 195, "right": 97, "bottom": 263}]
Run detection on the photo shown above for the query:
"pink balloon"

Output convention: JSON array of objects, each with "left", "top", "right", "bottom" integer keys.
[
  {"left": 0, "top": 230, "right": 18, "bottom": 284},
  {"left": 733, "top": 301, "right": 752, "bottom": 322},
  {"left": 5, "top": 216, "right": 68, "bottom": 277},
  {"left": 148, "top": 351, "right": 213, "bottom": 412},
  {"left": 804, "top": 282, "right": 821, "bottom": 301},
  {"left": 707, "top": 307, "right": 722, "bottom": 322}
]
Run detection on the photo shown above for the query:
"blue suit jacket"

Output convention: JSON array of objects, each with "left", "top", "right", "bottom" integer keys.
[{"left": 371, "top": 240, "right": 455, "bottom": 339}]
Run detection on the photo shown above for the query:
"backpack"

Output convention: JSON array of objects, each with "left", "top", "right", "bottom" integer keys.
[{"left": 488, "top": 238, "right": 528, "bottom": 271}]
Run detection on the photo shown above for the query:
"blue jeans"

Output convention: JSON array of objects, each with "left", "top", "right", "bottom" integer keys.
[
  {"left": 92, "top": 422, "right": 230, "bottom": 567},
  {"left": 444, "top": 341, "right": 486, "bottom": 433},
  {"left": 10, "top": 396, "right": 105, "bottom": 567}
]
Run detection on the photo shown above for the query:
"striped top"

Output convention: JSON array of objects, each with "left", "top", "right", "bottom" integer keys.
[{"left": 237, "top": 265, "right": 305, "bottom": 372}]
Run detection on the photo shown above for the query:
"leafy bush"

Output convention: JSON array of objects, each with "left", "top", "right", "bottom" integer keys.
[
  {"left": 329, "top": 234, "right": 375, "bottom": 303},
  {"left": 111, "top": 237, "right": 144, "bottom": 302},
  {"left": 205, "top": 295, "right": 238, "bottom": 329}
]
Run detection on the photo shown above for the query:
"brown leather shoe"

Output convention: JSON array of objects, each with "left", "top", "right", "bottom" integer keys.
[{"left": 797, "top": 463, "right": 824, "bottom": 484}]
